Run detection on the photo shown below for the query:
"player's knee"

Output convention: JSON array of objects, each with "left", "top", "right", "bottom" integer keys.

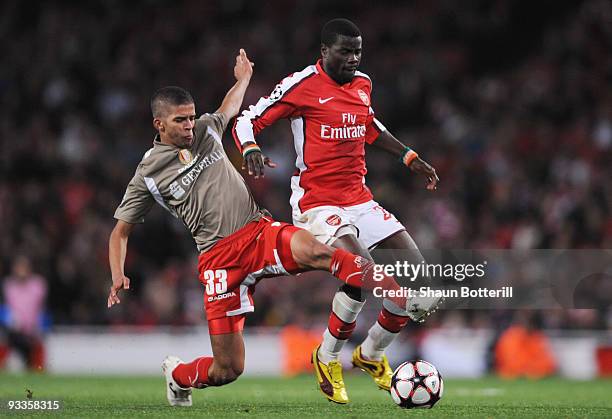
[
  {"left": 220, "top": 369, "right": 241, "bottom": 385},
  {"left": 291, "top": 231, "right": 334, "bottom": 269},
  {"left": 232, "top": 363, "right": 244, "bottom": 378},
  {"left": 230, "top": 357, "right": 244, "bottom": 378},
  {"left": 303, "top": 240, "right": 334, "bottom": 269},
  {"left": 339, "top": 284, "right": 366, "bottom": 302},
  {"left": 212, "top": 365, "right": 241, "bottom": 385}
]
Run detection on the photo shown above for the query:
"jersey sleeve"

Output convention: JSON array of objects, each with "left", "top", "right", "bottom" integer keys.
[
  {"left": 365, "top": 107, "right": 387, "bottom": 144},
  {"left": 114, "top": 171, "right": 155, "bottom": 224},
  {"left": 197, "top": 113, "right": 228, "bottom": 145},
  {"left": 232, "top": 75, "right": 306, "bottom": 152},
  {"left": 360, "top": 77, "right": 387, "bottom": 144}
]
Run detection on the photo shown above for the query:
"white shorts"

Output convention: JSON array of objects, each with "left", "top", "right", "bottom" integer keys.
[{"left": 292, "top": 200, "right": 406, "bottom": 249}]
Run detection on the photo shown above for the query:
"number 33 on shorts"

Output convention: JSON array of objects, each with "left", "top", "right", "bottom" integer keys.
[{"left": 203, "top": 269, "right": 228, "bottom": 295}]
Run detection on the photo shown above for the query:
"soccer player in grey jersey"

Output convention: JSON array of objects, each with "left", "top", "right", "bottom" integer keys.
[{"left": 107, "top": 49, "right": 427, "bottom": 407}]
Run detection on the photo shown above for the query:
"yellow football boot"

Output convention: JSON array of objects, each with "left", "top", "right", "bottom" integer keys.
[
  {"left": 311, "top": 346, "right": 349, "bottom": 404},
  {"left": 351, "top": 345, "right": 392, "bottom": 391}
]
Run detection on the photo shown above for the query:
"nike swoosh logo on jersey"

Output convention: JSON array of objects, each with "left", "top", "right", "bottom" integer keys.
[{"left": 318, "top": 97, "right": 334, "bottom": 104}]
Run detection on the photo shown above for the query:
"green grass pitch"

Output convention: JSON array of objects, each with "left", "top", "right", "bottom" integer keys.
[{"left": 1, "top": 372, "right": 611, "bottom": 418}]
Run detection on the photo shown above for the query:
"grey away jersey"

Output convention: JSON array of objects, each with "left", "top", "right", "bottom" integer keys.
[{"left": 114, "top": 113, "right": 263, "bottom": 252}]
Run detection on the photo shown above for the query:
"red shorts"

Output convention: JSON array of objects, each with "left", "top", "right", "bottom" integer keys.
[{"left": 198, "top": 217, "right": 302, "bottom": 334}]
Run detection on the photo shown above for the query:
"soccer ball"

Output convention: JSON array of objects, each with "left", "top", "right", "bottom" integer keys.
[{"left": 390, "top": 360, "right": 443, "bottom": 409}]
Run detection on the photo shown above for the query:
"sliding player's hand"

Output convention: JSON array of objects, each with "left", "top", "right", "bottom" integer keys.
[
  {"left": 234, "top": 48, "right": 254, "bottom": 83},
  {"left": 242, "top": 150, "right": 277, "bottom": 179},
  {"left": 409, "top": 157, "right": 439, "bottom": 191},
  {"left": 107, "top": 274, "right": 130, "bottom": 308}
]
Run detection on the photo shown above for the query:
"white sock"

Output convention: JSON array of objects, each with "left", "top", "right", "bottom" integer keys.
[
  {"left": 318, "top": 291, "right": 365, "bottom": 365},
  {"left": 318, "top": 329, "right": 345, "bottom": 364},
  {"left": 360, "top": 321, "right": 399, "bottom": 361},
  {"left": 360, "top": 299, "right": 410, "bottom": 361}
]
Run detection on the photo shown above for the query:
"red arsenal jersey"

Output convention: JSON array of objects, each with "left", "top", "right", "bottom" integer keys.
[{"left": 232, "top": 60, "right": 387, "bottom": 213}]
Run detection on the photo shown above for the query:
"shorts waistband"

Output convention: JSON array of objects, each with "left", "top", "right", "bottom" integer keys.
[{"left": 202, "top": 216, "right": 271, "bottom": 255}]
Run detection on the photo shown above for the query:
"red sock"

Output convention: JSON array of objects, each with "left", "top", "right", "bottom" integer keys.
[
  {"left": 329, "top": 248, "right": 407, "bottom": 309},
  {"left": 378, "top": 308, "right": 410, "bottom": 333},
  {"left": 172, "top": 356, "right": 214, "bottom": 389},
  {"left": 328, "top": 311, "right": 357, "bottom": 340}
]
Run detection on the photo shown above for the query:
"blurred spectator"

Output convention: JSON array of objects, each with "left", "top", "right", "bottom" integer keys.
[
  {"left": 0, "top": 255, "right": 48, "bottom": 371},
  {"left": 280, "top": 325, "right": 321, "bottom": 376},
  {"left": 494, "top": 312, "right": 556, "bottom": 379}
]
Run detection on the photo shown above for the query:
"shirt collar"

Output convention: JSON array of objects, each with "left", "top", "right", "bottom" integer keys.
[
  {"left": 316, "top": 59, "right": 353, "bottom": 88},
  {"left": 153, "top": 134, "right": 177, "bottom": 149}
]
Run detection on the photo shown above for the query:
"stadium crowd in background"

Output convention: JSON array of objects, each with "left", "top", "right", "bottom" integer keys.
[{"left": 1, "top": 0, "right": 611, "bottom": 340}]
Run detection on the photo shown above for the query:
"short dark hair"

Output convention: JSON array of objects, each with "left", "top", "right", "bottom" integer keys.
[
  {"left": 150, "top": 86, "right": 194, "bottom": 118},
  {"left": 321, "top": 18, "right": 361, "bottom": 46}
]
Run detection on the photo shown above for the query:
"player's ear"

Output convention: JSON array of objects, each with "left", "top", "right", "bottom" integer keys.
[
  {"left": 153, "top": 118, "right": 164, "bottom": 132},
  {"left": 321, "top": 43, "right": 328, "bottom": 59}
]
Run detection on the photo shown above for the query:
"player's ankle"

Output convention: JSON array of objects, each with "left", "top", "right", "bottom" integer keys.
[
  {"left": 317, "top": 347, "right": 340, "bottom": 365},
  {"left": 361, "top": 350, "right": 384, "bottom": 362},
  {"left": 360, "top": 342, "right": 384, "bottom": 362}
]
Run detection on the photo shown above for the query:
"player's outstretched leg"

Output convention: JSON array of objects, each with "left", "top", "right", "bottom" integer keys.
[
  {"left": 289, "top": 230, "right": 408, "bottom": 306},
  {"left": 162, "top": 322, "right": 246, "bottom": 406}
]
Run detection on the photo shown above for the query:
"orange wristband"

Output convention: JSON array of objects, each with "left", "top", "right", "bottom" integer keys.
[
  {"left": 242, "top": 143, "right": 261, "bottom": 158},
  {"left": 400, "top": 148, "right": 419, "bottom": 167}
]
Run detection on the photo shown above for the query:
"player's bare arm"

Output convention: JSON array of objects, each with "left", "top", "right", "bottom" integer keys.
[
  {"left": 218, "top": 49, "right": 277, "bottom": 178},
  {"left": 215, "top": 49, "right": 254, "bottom": 121},
  {"left": 373, "top": 130, "right": 439, "bottom": 191},
  {"left": 107, "top": 219, "right": 134, "bottom": 308}
]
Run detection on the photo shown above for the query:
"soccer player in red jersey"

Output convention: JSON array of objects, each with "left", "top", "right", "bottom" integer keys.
[
  {"left": 233, "top": 19, "right": 442, "bottom": 403},
  {"left": 107, "top": 49, "right": 415, "bottom": 407}
]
